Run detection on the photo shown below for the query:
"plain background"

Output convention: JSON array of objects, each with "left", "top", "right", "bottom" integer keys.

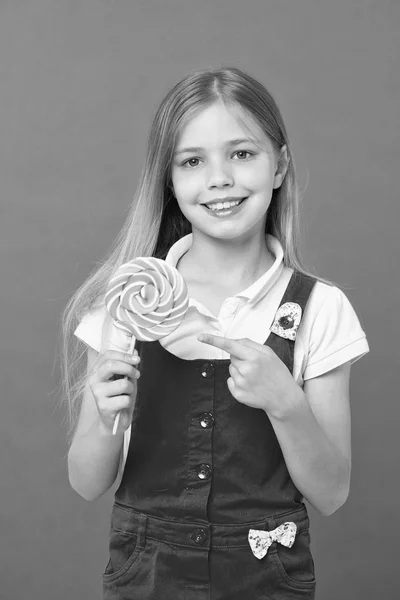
[{"left": 1, "top": 1, "right": 398, "bottom": 598}]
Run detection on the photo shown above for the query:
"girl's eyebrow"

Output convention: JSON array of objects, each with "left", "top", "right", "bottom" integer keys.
[{"left": 174, "top": 138, "right": 260, "bottom": 157}]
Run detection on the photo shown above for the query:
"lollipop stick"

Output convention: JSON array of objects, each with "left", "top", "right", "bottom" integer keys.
[
  {"left": 112, "top": 412, "right": 121, "bottom": 436},
  {"left": 112, "top": 335, "right": 136, "bottom": 435}
]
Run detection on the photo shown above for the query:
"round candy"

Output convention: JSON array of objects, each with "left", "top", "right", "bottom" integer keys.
[{"left": 105, "top": 257, "right": 189, "bottom": 342}]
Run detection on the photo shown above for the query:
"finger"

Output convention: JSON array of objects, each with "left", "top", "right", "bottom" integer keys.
[
  {"left": 96, "top": 388, "right": 133, "bottom": 412},
  {"left": 107, "top": 377, "right": 135, "bottom": 397},
  {"left": 227, "top": 376, "right": 238, "bottom": 398},
  {"left": 97, "top": 359, "right": 138, "bottom": 382},
  {"left": 229, "top": 362, "right": 243, "bottom": 381},
  {"left": 102, "top": 349, "right": 140, "bottom": 364},
  {"left": 228, "top": 364, "right": 245, "bottom": 391},
  {"left": 197, "top": 334, "right": 249, "bottom": 360},
  {"left": 111, "top": 367, "right": 141, "bottom": 381}
]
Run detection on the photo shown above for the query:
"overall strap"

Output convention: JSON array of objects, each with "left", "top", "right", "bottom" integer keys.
[{"left": 266, "top": 270, "right": 317, "bottom": 375}]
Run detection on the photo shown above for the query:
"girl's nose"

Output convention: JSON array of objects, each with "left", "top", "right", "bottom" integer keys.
[{"left": 207, "top": 161, "right": 234, "bottom": 189}]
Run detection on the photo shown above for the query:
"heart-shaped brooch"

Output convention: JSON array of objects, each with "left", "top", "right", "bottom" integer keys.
[{"left": 270, "top": 302, "right": 302, "bottom": 341}]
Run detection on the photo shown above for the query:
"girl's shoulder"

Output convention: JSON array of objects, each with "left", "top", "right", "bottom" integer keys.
[
  {"left": 305, "top": 275, "right": 340, "bottom": 312},
  {"left": 304, "top": 275, "right": 359, "bottom": 322},
  {"left": 292, "top": 271, "right": 370, "bottom": 379},
  {"left": 297, "top": 271, "right": 366, "bottom": 339},
  {"left": 288, "top": 267, "right": 358, "bottom": 315}
]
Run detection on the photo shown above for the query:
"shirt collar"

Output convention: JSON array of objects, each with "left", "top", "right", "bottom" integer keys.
[{"left": 165, "top": 233, "right": 284, "bottom": 308}]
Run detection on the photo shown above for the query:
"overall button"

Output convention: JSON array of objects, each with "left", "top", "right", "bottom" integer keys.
[
  {"left": 199, "top": 412, "right": 214, "bottom": 428},
  {"left": 200, "top": 363, "right": 215, "bottom": 378},
  {"left": 197, "top": 463, "right": 212, "bottom": 480},
  {"left": 190, "top": 528, "right": 208, "bottom": 545}
]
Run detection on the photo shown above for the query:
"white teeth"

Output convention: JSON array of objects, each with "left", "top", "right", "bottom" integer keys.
[{"left": 206, "top": 199, "right": 242, "bottom": 211}]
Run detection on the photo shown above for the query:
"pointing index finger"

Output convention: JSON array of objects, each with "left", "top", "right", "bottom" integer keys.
[{"left": 197, "top": 333, "right": 248, "bottom": 359}]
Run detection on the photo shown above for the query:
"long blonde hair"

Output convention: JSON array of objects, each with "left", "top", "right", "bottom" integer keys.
[{"left": 59, "top": 66, "right": 330, "bottom": 446}]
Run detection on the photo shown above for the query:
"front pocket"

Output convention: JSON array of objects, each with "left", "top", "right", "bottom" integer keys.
[
  {"left": 270, "top": 528, "right": 316, "bottom": 590},
  {"left": 103, "top": 525, "right": 145, "bottom": 583}
]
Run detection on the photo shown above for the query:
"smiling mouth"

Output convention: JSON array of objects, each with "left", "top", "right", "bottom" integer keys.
[{"left": 204, "top": 197, "right": 247, "bottom": 210}]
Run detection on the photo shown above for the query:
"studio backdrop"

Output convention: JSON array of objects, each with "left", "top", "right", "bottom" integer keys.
[{"left": 1, "top": 1, "right": 398, "bottom": 599}]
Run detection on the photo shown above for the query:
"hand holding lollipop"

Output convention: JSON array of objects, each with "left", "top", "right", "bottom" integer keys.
[{"left": 104, "top": 257, "right": 189, "bottom": 434}]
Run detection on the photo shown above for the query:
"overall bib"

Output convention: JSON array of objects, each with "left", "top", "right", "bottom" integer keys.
[{"left": 103, "top": 270, "right": 317, "bottom": 599}]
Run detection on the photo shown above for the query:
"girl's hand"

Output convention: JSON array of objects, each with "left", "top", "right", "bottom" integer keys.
[
  {"left": 88, "top": 349, "right": 141, "bottom": 434},
  {"left": 197, "top": 334, "right": 303, "bottom": 419}
]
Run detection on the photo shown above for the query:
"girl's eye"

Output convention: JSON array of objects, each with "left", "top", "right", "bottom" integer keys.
[
  {"left": 181, "top": 150, "right": 254, "bottom": 168},
  {"left": 233, "top": 150, "right": 254, "bottom": 160},
  {"left": 182, "top": 158, "right": 201, "bottom": 168}
]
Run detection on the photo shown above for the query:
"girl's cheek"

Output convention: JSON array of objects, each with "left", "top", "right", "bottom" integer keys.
[
  {"left": 174, "top": 172, "right": 203, "bottom": 196},
  {"left": 239, "top": 163, "right": 275, "bottom": 189}
]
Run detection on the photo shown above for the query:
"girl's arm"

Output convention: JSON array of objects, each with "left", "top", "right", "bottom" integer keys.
[
  {"left": 67, "top": 347, "right": 135, "bottom": 501},
  {"left": 269, "top": 361, "right": 352, "bottom": 516}
]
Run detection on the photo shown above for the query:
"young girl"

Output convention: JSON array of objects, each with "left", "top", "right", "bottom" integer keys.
[{"left": 62, "top": 67, "right": 369, "bottom": 600}]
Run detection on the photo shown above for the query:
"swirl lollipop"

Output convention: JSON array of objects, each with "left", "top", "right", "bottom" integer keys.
[{"left": 105, "top": 257, "right": 189, "bottom": 434}]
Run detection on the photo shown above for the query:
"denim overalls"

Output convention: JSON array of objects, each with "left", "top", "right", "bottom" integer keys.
[{"left": 103, "top": 270, "right": 317, "bottom": 599}]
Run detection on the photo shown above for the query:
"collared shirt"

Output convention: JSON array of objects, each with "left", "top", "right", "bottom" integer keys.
[
  {"left": 75, "top": 232, "right": 369, "bottom": 385},
  {"left": 74, "top": 233, "right": 369, "bottom": 474},
  {"left": 158, "top": 233, "right": 286, "bottom": 361}
]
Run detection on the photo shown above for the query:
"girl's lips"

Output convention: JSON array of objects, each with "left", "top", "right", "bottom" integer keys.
[
  {"left": 202, "top": 197, "right": 248, "bottom": 218},
  {"left": 203, "top": 197, "right": 247, "bottom": 210}
]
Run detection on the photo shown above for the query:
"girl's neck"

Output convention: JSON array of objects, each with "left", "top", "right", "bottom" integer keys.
[{"left": 177, "top": 230, "right": 275, "bottom": 291}]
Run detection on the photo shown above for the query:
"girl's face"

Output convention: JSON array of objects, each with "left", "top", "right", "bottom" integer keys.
[{"left": 170, "top": 101, "right": 287, "bottom": 242}]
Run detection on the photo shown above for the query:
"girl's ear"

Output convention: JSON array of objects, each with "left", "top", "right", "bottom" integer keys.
[{"left": 273, "top": 145, "right": 290, "bottom": 189}]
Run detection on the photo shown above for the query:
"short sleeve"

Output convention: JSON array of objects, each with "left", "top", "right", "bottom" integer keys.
[
  {"left": 74, "top": 303, "right": 133, "bottom": 353},
  {"left": 303, "top": 285, "right": 369, "bottom": 381},
  {"left": 74, "top": 305, "right": 106, "bottom": 352}
]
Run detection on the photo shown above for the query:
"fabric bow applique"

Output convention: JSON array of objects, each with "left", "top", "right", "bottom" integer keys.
[
  {"left": 270, "top": 302, "right": 302, "bottom": 341},
  {"left": 248, "top": 522, "right": 297, "bottom": 560}
]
